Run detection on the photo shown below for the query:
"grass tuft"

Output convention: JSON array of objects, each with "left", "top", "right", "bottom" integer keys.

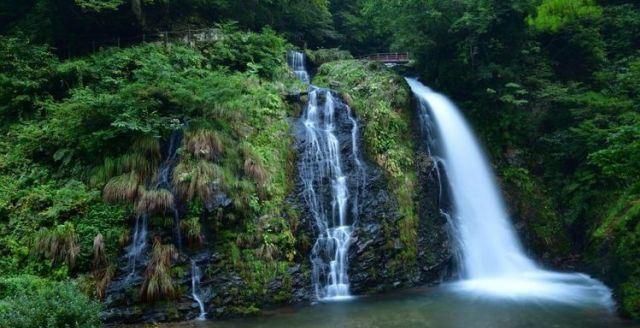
[
  {"left": 103, "top": 172, "right": 141, "bottom": 203},
  {"left": 140, "top": 238, "right": 178, "bottom": 302},
  {"left": 32, "top": 223, "right": 80, "bottom": 269},
  {"left": 185, "top": 129, "right": 224, "bottom": 160},
  {"left": 135, "top": 189, "right": 175, "bottom": 216}
]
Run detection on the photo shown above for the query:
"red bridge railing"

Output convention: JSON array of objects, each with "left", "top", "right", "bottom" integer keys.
[{"left": 361, "top": 52, "right": 410, "bottom": 63}]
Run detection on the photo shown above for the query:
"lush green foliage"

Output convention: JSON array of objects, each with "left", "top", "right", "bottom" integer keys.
[
  {"left": 528, "top": 0, "right": 602, "bottom": 32},
  {"left": 0, "top": 0, "right": 337, "bottom": 52},
  {"left": 0, "top": 26, "right": 303, "bottom": 319},
  {"left": 356, "top": 0, "right": 640, "bottom": 318},
  {"left": 305, "top": 48, "right": 353, "bottom": 66},
  {"left": 0, "top": 275, "right": 101, "bottom": 328},
  {"left": 3, "top": 0, "right": 640, "bottom": 322}
]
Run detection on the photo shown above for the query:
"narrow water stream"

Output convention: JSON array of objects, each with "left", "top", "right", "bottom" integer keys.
[{"left": 291, "top": 51, "right": 365, "bottom": 301}]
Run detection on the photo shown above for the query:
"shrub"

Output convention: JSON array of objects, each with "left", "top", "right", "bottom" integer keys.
[
  {"left": 134, "top": 189, "right": 175, "bottom": 216},
  {"left": 305, "top": 48, "right": 353, "bottom": 67},
  {"left": 32, "top": 223, "right": 80, "bottom": 270},
  {"left": 0, "top": 275, "right": 101, "bottom": 328},
  {"left": 140, "top": 239, "right": 178, "bottom": 302}
]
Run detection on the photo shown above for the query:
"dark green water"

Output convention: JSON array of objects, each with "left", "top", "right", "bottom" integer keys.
[{"left": 145, "top": 286, "right": 638, "bottom": 328}]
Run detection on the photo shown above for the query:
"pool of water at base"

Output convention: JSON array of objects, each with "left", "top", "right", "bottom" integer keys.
[{"left": 127, "top": 286, "right": 638, "bottom": 328}]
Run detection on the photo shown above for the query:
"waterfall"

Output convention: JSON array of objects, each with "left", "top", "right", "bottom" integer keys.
[
  {"left": 126, "top": 214, "right": 148, "bottom": 276},
  {"left": 289, "top": 51, "right": 363, "bottom": 301},
  {"left": 406, "top": 78, "right": 614, "bottom": 306},
  {"left": 124, "top": 131, "right": 183, "bottom": 278},
  {"left": 157, "top": 130, "right": 183, "bottom": 251},
  {"left": 191, "top": 260, "right": 207, "bottom": 320},
  {"left": 288, "top": 51, "right": 310, "bottom": 83}
]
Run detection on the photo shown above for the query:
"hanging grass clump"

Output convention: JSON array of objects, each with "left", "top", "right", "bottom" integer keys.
[
  {"left": 185, "top": 129, "right": 224, "bottom": 161},
  {"left": 32, "top": 222, "right": 80, "bottom": 269},
  {"left": 140, "top": 238, "right": 178, "bottom": 302},
  {"left": 240, "top": 142, "right": 269, "bottom": 187},
  {"left": 103, "top": 172, "right": 142, "bottom": 203},
  {"left": 173, "top": 159, "right": 224, "bottom": 202},
  {"left": 135, "top": 189, "right": 175, "bottom": 216},
  {"left": 132, "top": 135, "right": 161, "bottom": 161},
  {"left": 180, "top": 217, "right": 204, "bottom": 247}
]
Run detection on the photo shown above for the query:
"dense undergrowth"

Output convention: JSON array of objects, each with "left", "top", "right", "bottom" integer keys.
[
  {"left": 359, "top": 0, "right": 640, "bottom": 317},
  {"left": 2, "top": 0, "right": 640, "bottom": 323},
  {"left": 0, "top": 25, "right": 307, "bottom": 325}
]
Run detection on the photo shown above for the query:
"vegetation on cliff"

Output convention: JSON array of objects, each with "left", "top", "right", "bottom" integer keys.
[
  {"left": 0, "top": 25, "right": 308, "bottom": 323},
  {"left": 2, "top": 0, "right": 640, "bottom": 323},
  {"left": 356, "top": 0, "right": 640, "bottom": 317},
  {"left": 313, "top": 60, "right": 419, "bottom": 266}
]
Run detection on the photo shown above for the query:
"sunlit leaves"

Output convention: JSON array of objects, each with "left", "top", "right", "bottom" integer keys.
[{"left": 528, "top": 0, "right": 602, "bottom": 33}]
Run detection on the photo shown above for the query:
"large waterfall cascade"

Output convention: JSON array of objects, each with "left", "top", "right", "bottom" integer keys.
[
  {"left": 406, "top": 78, "right": 614, "bottom": 306},
  {"left": 289, "top": 51, "right": 364, "bottom": 301}
]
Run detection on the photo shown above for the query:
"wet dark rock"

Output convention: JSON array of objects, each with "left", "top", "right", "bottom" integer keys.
[
  {"left": 205, "top": 191, "right": 232, "bottom": 211},
  {"left": 102, "top": 74, "right": 452, "bottom": 326}
]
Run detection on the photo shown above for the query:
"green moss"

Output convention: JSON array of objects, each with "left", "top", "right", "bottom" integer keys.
[
  {"left": 620, "top": 278, "right": 640, "bottom": 318},
  {"left": 228, "top": 305, "right": 261, "bottom": 316},
  {"left": 588, "top": 183, "right": 640, "bottom": 318},
  {"left": 314, "top": 59, "right": 419, "bottom": 264},
  {"left": 499, "top": 166, "right": 571, "bottom": 257}
]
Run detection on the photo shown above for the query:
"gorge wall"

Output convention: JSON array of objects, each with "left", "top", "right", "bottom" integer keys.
[{"left": 100, "top": 53, "right": 453, "bottom": 324}]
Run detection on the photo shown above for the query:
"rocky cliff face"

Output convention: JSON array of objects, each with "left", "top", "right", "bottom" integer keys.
[{"left": 102, "top": 61, "right": 454, "bottom": 325}]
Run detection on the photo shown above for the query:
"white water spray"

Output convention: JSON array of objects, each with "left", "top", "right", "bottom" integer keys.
[{"left": 406, "top": 78, "right": 613, "bottom": 307}]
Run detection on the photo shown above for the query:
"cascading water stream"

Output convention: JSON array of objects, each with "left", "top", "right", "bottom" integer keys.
[
  {"left": 124, "top": 131, "right": 183, "bottom": 278},
  {"left": 289, "top": 51, "right": 364, "bottom": 301},
  {"left": 191, "top": 260, "right": 207, "bottom": 320},
  {"left": 406, "top": 78, "right": 614, "bottom": 307},
  {"left": 157, "top": 130, "right": 183, "bottom": 251},
  {"left": 288, "top": 51, "right": 310, "bottom": 83},
  {"left": 126, "top": 214, "right": 148, "bottom": 276}
]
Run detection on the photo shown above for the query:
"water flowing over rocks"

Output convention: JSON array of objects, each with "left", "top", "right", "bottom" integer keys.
[{"left": 101, "top": 55, "right": 454, "bottom": 325}]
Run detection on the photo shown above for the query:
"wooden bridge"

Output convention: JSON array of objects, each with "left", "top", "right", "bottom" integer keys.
[{"left": 361, "top": 52, "right": 411, "bottom": 64}]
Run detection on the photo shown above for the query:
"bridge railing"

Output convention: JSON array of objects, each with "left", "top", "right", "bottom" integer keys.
[
  {"left": 360, "top": 52, "right": 410, "bottom": 62},
  {"left": 54, "top": 27, "right": 224, "bottom": 58}
]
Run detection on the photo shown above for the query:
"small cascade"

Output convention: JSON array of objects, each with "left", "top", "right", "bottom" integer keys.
[
  {"left": 125, "top": 214, "right": 148, "bottom": 276},
  {"left": 406, "top": 78, "right": 614, "bottom": 307},
  {"left": 157, "top": 130, "right": 183, "bottom": 251},
  {"left": 121, "top": 130, "right": 183, "bottom": 279},
  {"left": 156, "top": 130, "right": 181, "bottom": 189},
  {"left": 289, "top": 51, "right": 364, "bottom": 301},
  {"left": 191, "top": 260, "right": 207, "bottom": 320},
  {"left": 287, "top": 51, "right": 310, "bottom": 83},
  {"left": 303, "top": 89, "right": 353, "bottom": 300}
]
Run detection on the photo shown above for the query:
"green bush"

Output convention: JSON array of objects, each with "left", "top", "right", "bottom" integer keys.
[
  {"left": 305, "top": 48, "right": 353, "bottom": 67},
  {"left": 0, "top": 275, "right": 101, "bottom": 328}
]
